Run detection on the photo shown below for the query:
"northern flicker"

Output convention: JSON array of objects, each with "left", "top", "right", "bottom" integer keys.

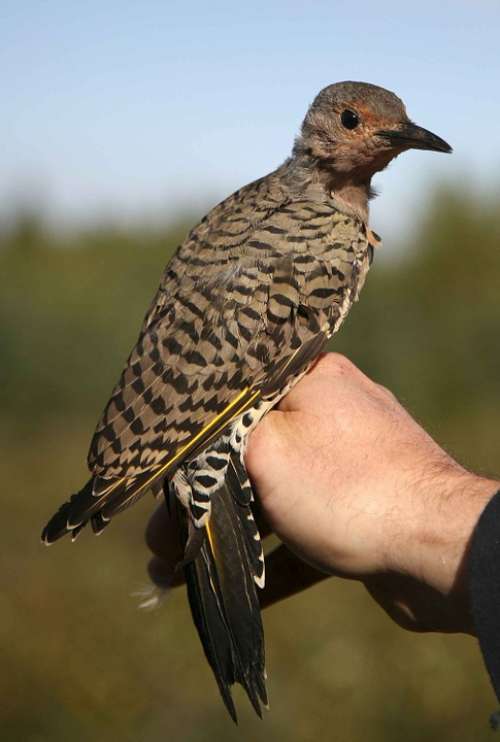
[{"left": 42, "top": 81, "right": 451, "bottom": 720}]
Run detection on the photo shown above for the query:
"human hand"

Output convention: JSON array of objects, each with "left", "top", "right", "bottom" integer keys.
[
  {"left": 147, "top": 354, "right": 498, "bottom": 634},
  {"left": 246, "top": 353, "right": 497, "bottom": 632}
]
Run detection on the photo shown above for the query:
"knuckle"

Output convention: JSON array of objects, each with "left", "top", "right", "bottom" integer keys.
[
  {"left": 318, "top": 352, "right": 356, "bottom": 376},
  {"left": 375, "top": 383, "right": 397, "bottom": 403}
]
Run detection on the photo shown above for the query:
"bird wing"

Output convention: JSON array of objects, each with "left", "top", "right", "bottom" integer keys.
[
  {"left": 88, "top": 197, "right": 366, "bottom": 479},
  {"left": 42, "top": 190, "right": 368, "bottom": 542}
]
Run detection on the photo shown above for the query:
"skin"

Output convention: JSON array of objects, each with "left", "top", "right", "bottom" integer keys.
[{"left": 146, "top": 353, "right": 499, "bottom": 635}]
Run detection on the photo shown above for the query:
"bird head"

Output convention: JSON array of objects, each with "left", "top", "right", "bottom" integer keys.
[{"left": 298, "top": 81, "right": 451, "bottom": 179}]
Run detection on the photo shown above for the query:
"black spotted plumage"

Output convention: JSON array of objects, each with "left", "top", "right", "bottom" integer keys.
[{"left": 42, "top": 80, "right": 451, "bottom": 720}]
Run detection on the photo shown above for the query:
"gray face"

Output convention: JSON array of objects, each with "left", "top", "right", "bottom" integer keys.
[
  {"left": 300, "top": 81, "right": 451, "bottom": 176},
  {"left": 312, "top": 81, "right": 408, "bottom": 125}
]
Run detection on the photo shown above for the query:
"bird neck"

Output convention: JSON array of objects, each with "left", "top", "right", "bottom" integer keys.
[
  {"left": 326, "top": 176, "right": 372, "bottom": 224},
  {"left": 283, "top": 143, "right": 373, "bottom": 224}
]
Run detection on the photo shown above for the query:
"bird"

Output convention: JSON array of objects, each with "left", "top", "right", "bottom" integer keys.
[{"left": 42, "top": 81, "right": 451, "bottom": 721}]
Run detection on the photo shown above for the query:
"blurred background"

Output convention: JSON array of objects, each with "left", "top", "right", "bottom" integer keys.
[{"left": 2, "top": 2, "right": 500, "bottom": 740}]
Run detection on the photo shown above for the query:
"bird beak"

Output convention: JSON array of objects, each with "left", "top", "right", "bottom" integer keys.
[{"left": 376, "top": 121, "right": 452, "bottom": 154}]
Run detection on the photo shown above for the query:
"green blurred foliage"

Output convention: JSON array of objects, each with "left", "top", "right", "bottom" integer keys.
[{"left": 2, "top": 187, "right": 499, "bottom": 742}]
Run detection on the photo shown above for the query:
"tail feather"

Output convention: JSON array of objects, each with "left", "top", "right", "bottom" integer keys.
[
  {"left": 42, "top": 454, "right": 269, "bottom": 722},
  {"left": 226, "top": 453, "right": 265, "bottom": 588},
  {"left": 181, "top": 479, "right": 267, "bottom": 721},
  {"left": 184, "top": 537, "right": 239, "bottom": 722}
]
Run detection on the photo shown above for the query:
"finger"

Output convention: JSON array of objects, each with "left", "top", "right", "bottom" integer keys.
[
  {"left": 146, "top": 495, "right": 272, "bottom": 554},
  {"left": 146, "top": 498, "right": 275, "bottom": 591},
  {"left": 260, "top": 543, "right": 329, "bottom": 609},
  {"left": 145, "top": 501, "right": 185, "bottom": 584},
  {"left": 148, "top": 554, "right": 186, "bottom": 588},
  {"left": 362, "top": 573, "right": 475, "bottom": 635},
  {"left": 145, "top": 501, "right": 184, "bottom": 561}
]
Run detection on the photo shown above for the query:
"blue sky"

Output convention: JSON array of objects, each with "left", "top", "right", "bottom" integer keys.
[{"left": 2, "top": 1, "right": 500, "bottom": 237}]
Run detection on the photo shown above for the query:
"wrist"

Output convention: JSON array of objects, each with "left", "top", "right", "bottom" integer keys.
[{"left": 388, "top": 465, "right": 498, "bottom": 599}]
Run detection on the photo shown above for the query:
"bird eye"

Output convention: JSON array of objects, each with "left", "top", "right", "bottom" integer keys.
[{"left": 341, "top": 109, "right": 359, "bottom": 130}]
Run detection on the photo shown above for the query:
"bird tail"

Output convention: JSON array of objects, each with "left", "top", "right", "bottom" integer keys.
[{"left": 179, "top": 465, "right": 268, "bottom": 722}]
